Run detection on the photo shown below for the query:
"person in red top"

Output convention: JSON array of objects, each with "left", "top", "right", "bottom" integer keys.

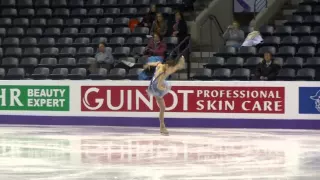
[
  {"left": 139, "top": 32, "right": 167, "bottom": 80},
  {"left": 145, "top": 32, "right": 167, "bottom": 62}
]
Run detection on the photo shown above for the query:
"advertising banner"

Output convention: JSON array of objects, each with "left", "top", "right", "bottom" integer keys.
[
  {"left": 0, "top": 85, "right": 69, "bottom": 111},
  {"left": 234, "top": 0, "right": 267, "bottom": 13},
  {"left": 81, "top": 86, "right": 285, "bottom": 114},
  {"left": 299, "top": 87, "right": 320, "bottom": 114}
]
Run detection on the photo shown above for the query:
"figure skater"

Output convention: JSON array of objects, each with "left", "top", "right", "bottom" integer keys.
[{"left": 144, "top": 55, "right": 186, "bottom": 136}]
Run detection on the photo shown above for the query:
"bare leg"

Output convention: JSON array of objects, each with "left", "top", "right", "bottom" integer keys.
[{"left": 156, "top": 97, "right": 169, "bottom": 135}]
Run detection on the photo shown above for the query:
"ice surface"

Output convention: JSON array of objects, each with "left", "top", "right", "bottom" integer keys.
[{"left": 0, "top": 125, "right": 320, "bottom": 180}]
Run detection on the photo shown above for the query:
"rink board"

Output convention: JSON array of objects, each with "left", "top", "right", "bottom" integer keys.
[{"left": 0, "top": 80, "right": 319, "bottom": 129}]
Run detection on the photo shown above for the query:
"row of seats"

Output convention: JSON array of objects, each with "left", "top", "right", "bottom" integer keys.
[
  {"left": 300, "top": 0, "right": 320, "bottom": 5},
  {"left": 0, "top": 27, "right": 151, "bottom": 38},
  {"left": 0, "top": 67, "right": 145, "bottom": 80},
  {"left": 0, "top": 18, "right": 143, "bottom": 28},
  {"left": 204, "top": 56, "right": 320, "bottom": 70},
  {"left": 0, "top": 46, "right": 146, "bottom": 58},
  {"left": 256, "top": 25, "right": 320, "bottom": 37},
  {"left": 0, "top": 36, "right": 153, "bottom": 48},
  {"left": 2, "top": 66, "right": 316, "bottom": 81},
  {"left": 293, "top": 5, "right": 320, "bottom": 15},
  {"left": 262, "top": 36, "right": 320, "bottom": 46},
  {"left": 0, "top": 7, "right": 173, "bottom": 18},
  {"left": 0, "top": 56, "right": 146, "bottom": 68},
  {"left": 0, "top": 0, "right": 182, "bottom": 8},
  {"left": 217, "top": 46, "right": 320, "bottom": 58},
  {"left": 192, "top": 68, "right": 316, "bottom": 81}
]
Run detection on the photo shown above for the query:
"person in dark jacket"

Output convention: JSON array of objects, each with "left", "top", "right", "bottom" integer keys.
[
  {"left": 172, "top": 11, "right": 188, "bottom": 51},
  {"left": 254, "top": 52, "right": 280, "bottom": 81},
  {"left": 139, "top": 4, "right": 157, "bottom": 28}
]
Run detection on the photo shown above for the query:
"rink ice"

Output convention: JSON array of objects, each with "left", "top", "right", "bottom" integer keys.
[{"left": 0, "top": 125, "right": 320, "bottom": 180}]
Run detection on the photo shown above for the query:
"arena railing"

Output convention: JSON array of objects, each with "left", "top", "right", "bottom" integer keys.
[
  {"left": 199, "top": 14, "right": 224, "bottom": 62},
  {"left": 168, "top": 35, "right": 191, "bottom": 79}
]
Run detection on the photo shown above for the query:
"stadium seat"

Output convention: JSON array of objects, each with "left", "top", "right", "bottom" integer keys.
[
  {"left": 56, "top": 37, "right": 73, "bottom": 47},
  {"left": 88, "top": 68, "right": 108, "bottom": 80},
  {"left": 224, "top": 57, "right": 244, "bottom": 70},
  {"left": 38, "top": 57, "right": 58, "bottom": 67},
  {"left": 203, "top": 57, "right": 225, "bottom": 70},
  {"left": 38, "top": 37, "right": 55, "bottom": 47},
  {"left": 261, "top": 36, "right": 280, "bottom": 46},
  {"left": 69, "top": 0, "right": 84, "bottom": 8},
  {"left": 20, "top": 57, "right": 38, "bottom": 68},
  {"left": 59, "top": 48, "right": 77, "bottom": 58},
  {"left": 23, "top": 47, "right": 41, "bottom": 58},
  {"left": 68, "top": 68, "right": 87, "bottom": 80},
  {"left": 276, "top": 68, "right": 296, "bottom": 81},
  {"left": 244, "top": 57, "right": 262, "bottom": 71},
  {"left": 191, "top": 68, "right": 212, "bottom": 80},
  {"left": 230, "top": 68, "right": 251, "bottom": 81},
  {"left": 0, "top": 68, "right": 6, "bottom": 79},
  {"left": 126, "top": 68, "right": 144, "bottom": 80},
  {"left": 283, "top": 57, "right": 303, "bottom": 70},
  {"left": 212, "top": 68, "right": 231, "bottom": 80},
  {"left": 296, "top": 46, "right": 315, "bottom": 57},
  {"left": 2, "top": 57, "right": 19, "bottom": 68},
  {"left": 215, "top": 47, "right": 237, "bottom": 58},
  {"left": 6, "top": 68, "right": 25, "bottom": 80},
  {"left": 296, "top": 68, "right": 316, "bottom": 80},
  {"left": 292, "top": 26, "right": 311, "bottom": 37},
  {"left": 108, "top": 68, "right": 127, "bottom": 80},
  {"left": 41, "top": 47, "right": 59, "bottom": 58},
  {"left": 280, "top": 36, "right": 298, "bottom": 47},
  {"left": 18, "top": 0, "right": 33, "bottom": 8},
  {"left": 238, "top": 46, "right": 257, "bottom": 57},
  {"left": 34, "top": 0, "right": 50, "bottom": 8},
  {"left": 3, "top": 37, "right": 19, "bottom": 47},
  {"left": 2, "top": 8, "right": 18, "bottom": 18},
  {"left": 48, "top": 68, "right": 69, "bottom": 80}
]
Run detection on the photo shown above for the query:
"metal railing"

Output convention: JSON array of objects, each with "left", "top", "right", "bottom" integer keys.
[
  {"left": 199, "top": 14, "right": 224, "bottom": 62},
  {"left": 254, "top": 0, "right": 268, "bottom": 18},
  {"left": 169, "top": 35, "right": 191, "bottom": 79}
]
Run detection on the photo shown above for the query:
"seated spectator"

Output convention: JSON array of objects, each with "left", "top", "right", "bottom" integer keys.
[
  {"left": 254, "top": 52, "right": 280, "bottom": 81},
  {"left": 145, "top": 32, "right": 167, "bottom": 62},
  {"left": 242, "top": 28, "right": 263, "bottom": 47},
  {"left": 139, "top": 4, "right": 157, "bottom": 28},
  {"left": 223, "top": 21, "right": 245, "bottom": 48},
  {"left": 172, "top": 11, "right": 188, "bottom": 51},
  {"left": 150, "top": 13, "right": 168, "bottom": 37},
  {"left": 139, "top": 33, "right": 167, "bottom": 80},
  {"left": 90, "top": 43, "right": 114, "bottom": 72}
]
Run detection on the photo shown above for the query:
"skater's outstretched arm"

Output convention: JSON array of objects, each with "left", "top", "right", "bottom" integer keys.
[{"left": 143, "top": 61, "right": 161, "bottom": 69}]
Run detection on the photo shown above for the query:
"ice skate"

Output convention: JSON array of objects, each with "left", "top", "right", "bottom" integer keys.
[{"left": 160, "top": 125, "right": 169, "bottom": 136}]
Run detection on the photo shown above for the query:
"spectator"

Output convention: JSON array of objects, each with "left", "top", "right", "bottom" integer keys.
[
  {"left": 254, "top": 52, "right": 280, "bottom": 81},
  {"left": 150, "top": 13, "right": 168, "bottom": 37},
  {"left": 172, "top": 11, "right": 188, "bottom": 51},
  {"left": 139, "top": 4, "right": 157, "bottom": 28},
  {"left": 242, "top": 28, "right": 263, "bottom": 47},
  {"left": 223, "top": 21, "right": 245, "bottom": 48},
  {"left": 90, "top": 43, "right": 114, "bottom": 72},
  {"left": 139, "top": 33, "right": 167, "bottom": 80},
  {"left": 145, "top": 32, "right": 167, "bottom": 62}
]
